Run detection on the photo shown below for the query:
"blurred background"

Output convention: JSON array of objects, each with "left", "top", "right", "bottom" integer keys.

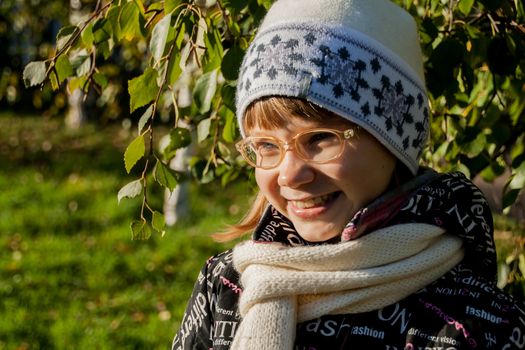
[
  {"left": 0, "top": 1, "right": 248, "bottom": 349},
  {"left": 1, "top": 0, "right": 524, "bottom": 349}
]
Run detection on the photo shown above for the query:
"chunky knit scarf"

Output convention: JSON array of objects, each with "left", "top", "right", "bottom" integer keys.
[{"left": 231, "top": 223, "right": 464, "bottom": 350}]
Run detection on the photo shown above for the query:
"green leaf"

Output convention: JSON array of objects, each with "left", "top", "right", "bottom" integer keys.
[
  {"left": 516, "top": 0, "right": 525, "bottom": 19},
  {"left": 138, "top": 105, "right": 154, "bottom": 135},
  {"left": 167, "top": 51, "right": 182, "bottom": 85},
  {"left": 458, "top": 0, "right": 475, "bottom": 15},
  {"left": 451, "top": 162, "right": 471, "bottom": 178},
  {"left": 519, "top": 254, "right": 525, "bottom": 277},
  {"left": 107, "top": 5, "right": 122, "bottom": 41},
  {"left": 147, "top": 2, "right": 164, "bottom": 12},
  {"left": 117, "top": 179, "right": 143, "bottom": 204},
  {"left": 221, "top": 84, "right": 236, "bottom": 111},
  {"left": 497, "top": 262, "right": 510, "bottom": 289},
  {"left": 509, "top": 99, "right": 525, "bottom": 125},
  {"left": 222, "top": 0, "right": 247, "bottom": 14},
  {"left": 221, "top": 167, "right": 239, "bottom": 187},
  {"left": 463, "top": 24, "right": 480, "bottom": 39},
  {"left": 23, "top": 61, "right": 47, "bottom": 87},
  {"left": 248, "top": 1, "right": 268, "bottom": 24},
  {"left": 174, "top": 21, "right": 186, "bottom": 50},
  {"left": 128, "top": 68, "right": 158, "bottom": 112},
  {"left": 131, "top": 220, "right": 152, "bottom": 240},
  {"left": 155, "top": 160, "right": 179, "bottom": 191},
  {"left": 463, "top": 132, "right": 486, "bottom": 157},
  {"left": 165, "top": 0, "right": 182, "bottom": 13},
  {"left": 152, "top": 211, "right": 166, "bottom": 235},
  {"left": 70, "top": 52, "right": 91, "bottom": 76},
  {"left": 179, "top": 41, "right": 192, "bottom": 72},
  {"left": 480, "top": 162, "right": 505, "bottom": 182},
  {"left": 504, "top": 188, "right": 522, "bottom": 210},
  {"left": 68, "top": 76, "right": 87, "bottom": 93},
  {"left": 169, "top": 127, "right": 192, "bottom": 150},
  {"left": 509, "top": 164, "right": 525, "bottom": 187},
  {"left": 164, "top": 22, "right": 185, "bottom": 85},
  {"left": 93, "top": 18, "right": 112, "bottom": 44},
  {"left": 218, "top": 141, "right": 232, "bottom": 160},
  {"left": 257, "top": 0, "right": 273, "bottom": 10},
  {"left": 150, "top": 13, "right": 172, "bottom": 65},
  {"left": 124, "top": 135, "right": 146, "bottom": 173},
  {"left": 419, "top": 18, "right": 438, "bottom": 44},
  {"left": 512, "top": 151, "right": 525, "bottom": 170},
  {"left": 193, "top": 69, "right": 218, "bottom": 114},
  {"left": 56, "top": 26, "right": 78, "bottom": 51},
  {"left": 503, "top": 163, "right": 525, "bottom": 209},
  {"left": 93, "top": 72, "right": 108, "bottom": 89},
  {"left": 221, "top": 107, "right": 236, "bottom": 143},
  {"left": 221, "top": 44, "right": 245, "bottom": 81},
  {"left": 203, "top": 27, "right": 224, "bottom": 71},
  {"left": 197, "top": 118, "right": 211, "bottom": 143},
  {"left": 508, "top": 165, "right": 525, "bottom": 191},
  {"left": 102, "top": 41, "right": 114, "bottom": 61},
  {"left": 81, "top": 22, "right": 95, "bottom": 48},
  {"left": 226, "top": 16, "right": 241, "bottom": 37},
  {"left": 55, "top": 55, "right": 73, "bottom": 84},
  {"left": 50, "top": 71, "right": 59, "bottom": 91},
  {"left": 119, "top": 2, "right": 142, "bottom": 41},
  {"left": 191, "top": 159, "right": 215, "bottom": 184}
]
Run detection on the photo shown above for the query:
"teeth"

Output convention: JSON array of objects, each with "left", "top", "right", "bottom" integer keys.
[{"left": 292, "top": 194, "right": 333, "bottom": 209}]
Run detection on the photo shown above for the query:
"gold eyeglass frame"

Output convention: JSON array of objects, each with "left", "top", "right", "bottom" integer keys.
[{"left": 235, "top": 126, "right": 360, "bottom": 169}]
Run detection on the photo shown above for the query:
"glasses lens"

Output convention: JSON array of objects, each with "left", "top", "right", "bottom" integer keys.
[
  {"left": 241, "top": 138, "right": 281, "bottom": 168},
  {"left": 296, "top": 130, "right": 342, "bottom": 162}
]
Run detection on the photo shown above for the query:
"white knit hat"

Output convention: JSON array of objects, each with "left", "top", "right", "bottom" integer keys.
[{"left": 235, "top": 0, "right": 429, "bottom": 174}]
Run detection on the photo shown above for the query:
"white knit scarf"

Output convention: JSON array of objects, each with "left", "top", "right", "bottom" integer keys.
[{"left": 230, "top": 223, "right": 464, "bottom": 350}]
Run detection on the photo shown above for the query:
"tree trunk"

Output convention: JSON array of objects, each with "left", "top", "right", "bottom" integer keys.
[
  {"left": 163, "top": 76, "right": 194, "bottom": 226},
  {"left": 65, "top": 0, "right": 87, "bottom": 129},
  {"left": 65, "top": 88, "right": 87, "bottom": 129},
  {"left": 164, "top": 144, "right": 193, "bottom": 226}
]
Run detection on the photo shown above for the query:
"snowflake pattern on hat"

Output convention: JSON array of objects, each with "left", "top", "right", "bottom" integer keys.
[{"left": 236, "top": 23, "right": 429, "bottom": 173}]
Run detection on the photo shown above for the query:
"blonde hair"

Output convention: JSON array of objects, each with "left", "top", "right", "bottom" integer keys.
[{"left": 213, "top": 97, "right": 339, "bottom": 242}]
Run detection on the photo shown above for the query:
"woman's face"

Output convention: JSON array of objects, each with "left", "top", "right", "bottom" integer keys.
[{"left": 252, "top": 114, "right": 396, "bottom": 242}]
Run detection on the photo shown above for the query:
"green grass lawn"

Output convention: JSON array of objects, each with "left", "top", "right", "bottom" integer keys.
[
  {"left": 0, "top": 112, "right": 523, "bottom": 349},
  {"left": 0, "top": 112, "right": 252, "bottom": 349}
]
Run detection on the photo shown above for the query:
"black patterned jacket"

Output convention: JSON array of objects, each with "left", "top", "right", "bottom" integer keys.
[{"left": 172, "top": 171, "right": 525, "bottom": 349}]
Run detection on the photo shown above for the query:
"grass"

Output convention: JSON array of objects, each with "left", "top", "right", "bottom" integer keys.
[
  {"left": 0, "top": 112, "right": 254, "bottom": 350},
  {"left": 0, "top": 111, "right": 523, "bottom": 349}
]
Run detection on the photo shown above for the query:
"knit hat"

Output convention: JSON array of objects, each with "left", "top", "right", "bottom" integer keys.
[{"left": 235, "top": 0, "right": 429, "bottom": 174}]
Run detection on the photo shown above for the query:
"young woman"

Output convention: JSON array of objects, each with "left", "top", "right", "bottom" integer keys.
[{"left": 172, "top": 0, "right": 525, "bottom": 349}]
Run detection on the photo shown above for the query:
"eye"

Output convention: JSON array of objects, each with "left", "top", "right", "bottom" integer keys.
[
  {"left": 306, "top": 131, "right": 338, "bottom": 146},
  {"left": 253, "top": 140, "right": 279, "bottom": 155}
]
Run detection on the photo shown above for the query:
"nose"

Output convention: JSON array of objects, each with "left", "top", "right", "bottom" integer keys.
[{"left": 277, "top": 149, "right": 315, "bottom": 188}]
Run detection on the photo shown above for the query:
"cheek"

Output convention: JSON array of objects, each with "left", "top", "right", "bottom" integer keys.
[
  {"left": 255, "top": 170, "right": 288, "bottom": 214},
  {"left": 255, "top": 168, "right": 268, "bottom": 183},
  {"left": 341, "top": 141, "right": 395, "bottom": 199},
  {"left": 255, "top": 170, "right": 277, "bottom": 197}
]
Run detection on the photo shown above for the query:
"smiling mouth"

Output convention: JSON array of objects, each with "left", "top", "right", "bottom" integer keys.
[{"left": 291, "top": 192, "right": 340, "bottom": 209}]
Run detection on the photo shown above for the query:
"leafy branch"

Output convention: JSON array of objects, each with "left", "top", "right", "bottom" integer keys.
[
  {"left": 23, "top": 1, "right": 113, "bottom": 90},
  {"left": 23, "top": 0, "right": 525, "bottom": 241}
]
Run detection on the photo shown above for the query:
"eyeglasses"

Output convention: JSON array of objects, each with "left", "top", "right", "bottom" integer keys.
[{"left": 235, "top": 127, "right": 359, "bottom": 169}]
